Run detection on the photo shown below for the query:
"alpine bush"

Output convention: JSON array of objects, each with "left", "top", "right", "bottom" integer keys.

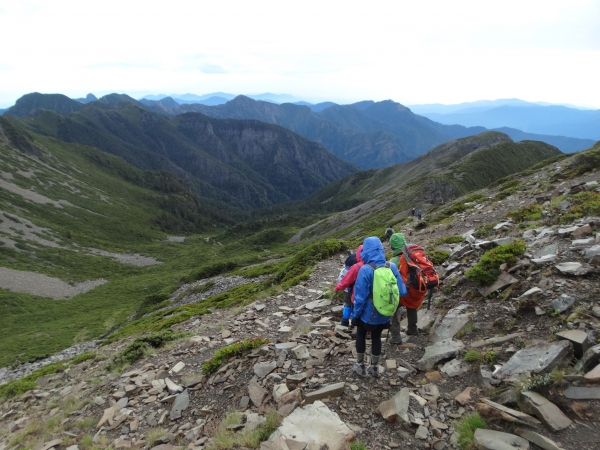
[{"left": 465, "top": 241, "right": 526, "bottom": 286}]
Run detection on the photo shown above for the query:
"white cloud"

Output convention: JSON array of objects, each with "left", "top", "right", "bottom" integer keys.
[{"left": 0, "top": 0, "right": 598, "bottom": 107}]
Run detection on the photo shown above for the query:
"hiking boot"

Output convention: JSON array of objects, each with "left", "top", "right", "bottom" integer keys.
[
  {"left": 341, "top": 318, "right": 350, "bottom": 327},
  {"left": 406, "top": 328, "right": 419, "bottom": 336},
  {"left": 366, "top": 365, "right": 379, "bottom": 377},
  {"left": 353, "top": 362, "right": 367, "bottom": 377},
  {"left": 389, "top": 334, "right": 403, "bottom": 344}
]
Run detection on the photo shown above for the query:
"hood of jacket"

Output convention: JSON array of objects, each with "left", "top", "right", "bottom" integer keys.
[
  {"left": 360, "top": 237, "right": 385, "bottom": 266},
  {"left": 355, "top": 244, "right": 364, "bottom": 264}
]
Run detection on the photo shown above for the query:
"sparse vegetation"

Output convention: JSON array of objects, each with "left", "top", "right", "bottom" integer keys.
[
  {"left": 428, "top": 249, "right": 451, "bottom": 265},
  {"left": 464, "top": 349, "right": 482, "bottom": 364},
  {"left": 435, "top": 235, "right": 464, "bottom": 245},
  {"left": 506, "top": 204, "right": 543, "bottom": 223},
  {"left": 455, "top": 413, "right": 486, "bottom": 450},
  {"left": 207, "top": 408, "right": 281, "bottom": 449},
  {"left": 465, "top": 241, "right": 526, "bottom": 286},
  {"left": 203, "top": 338, "right": 270, "bottom": 375}
]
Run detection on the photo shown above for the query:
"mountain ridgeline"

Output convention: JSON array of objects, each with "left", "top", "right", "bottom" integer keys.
[
  {"left": 5, "top": 99, "right": 358, "bottom": 213},
  {"left": 288, "top": 131, "right": 563, "bottom": 242}
]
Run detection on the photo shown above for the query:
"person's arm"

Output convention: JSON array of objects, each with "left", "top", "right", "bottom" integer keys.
[
  {"left": 334, "top": 264, "right": 359, "bottom": 292},
  {"left": 352, "top": 265, "right": 372, "bottom": 319},
  {"left": 390, "top": 262, "right": 408, "bottom": 297}
]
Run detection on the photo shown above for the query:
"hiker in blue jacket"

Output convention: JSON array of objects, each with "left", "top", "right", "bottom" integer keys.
[{"left": 351, "top": 236, "right": 407, "bottom": 377}]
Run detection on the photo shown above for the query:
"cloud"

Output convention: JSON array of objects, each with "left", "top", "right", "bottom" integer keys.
[{"left": 198, "top": 63, "right": 226, "bottom": 74}]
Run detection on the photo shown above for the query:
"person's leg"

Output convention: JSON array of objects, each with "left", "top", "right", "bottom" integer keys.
[
  {"left": 389, "top": 310, "right": 402, "bottom": 344},
  {"left": 406, "top": 308, "right": 419, "bottom": 335},
  {"left": 341, "top": 291, "right": 352, "bottom": 326},
  {"left": 353, "top": 323, "right": 367, "bottom": 376},
  {"left": 367, "top": 326, "right": 384, "bottom": 377}
]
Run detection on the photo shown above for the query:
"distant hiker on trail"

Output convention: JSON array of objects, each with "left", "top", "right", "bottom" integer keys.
[
  {"left": 334, "top": 248, "right": 362, "bottom": 326},
  {"left": 388, "top": 232, "right": 439, "bottom": 344},
  {"left": 351, "top": 237, "right": 407, "bottom": 377},
  {"left": 411, "top": 207, "right": 415, "bottom": 216},
  {"left": 417, "top": 209, "right": 422, "bottom": 220}
]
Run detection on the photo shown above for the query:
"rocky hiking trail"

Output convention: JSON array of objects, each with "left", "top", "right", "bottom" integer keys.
[{"left": 2, "top": 157, "right": 600, "bottom": 450}]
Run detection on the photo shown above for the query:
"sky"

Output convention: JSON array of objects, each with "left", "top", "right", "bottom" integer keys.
[{"left": 0, "top": 0, "right": 599, "bottom": 108}]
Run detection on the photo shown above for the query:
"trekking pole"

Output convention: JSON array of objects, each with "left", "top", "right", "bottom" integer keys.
[{"left": 427, "top": 289, "right": 433, "bottom": 311}]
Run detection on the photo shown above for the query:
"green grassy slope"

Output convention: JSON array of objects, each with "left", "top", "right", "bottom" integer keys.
[{"left": 0, "top": 128, "right": 315, "bottom": 367}]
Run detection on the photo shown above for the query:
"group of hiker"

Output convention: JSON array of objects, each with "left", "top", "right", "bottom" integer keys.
[
  {"left": 334, "top": 227, "right": 439, "bottom": 378},
  {"left": 411, "top": 207, "right": 422, "bottom": 220}
]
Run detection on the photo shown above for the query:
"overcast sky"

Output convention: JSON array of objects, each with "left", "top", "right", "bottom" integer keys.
[{"left": 1, "top": 0, "right": 599, "bottom": 108}]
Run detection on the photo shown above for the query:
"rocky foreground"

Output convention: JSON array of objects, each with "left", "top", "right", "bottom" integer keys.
[{"left": 1, "top": 158, "right": 600, "bottom": 450}]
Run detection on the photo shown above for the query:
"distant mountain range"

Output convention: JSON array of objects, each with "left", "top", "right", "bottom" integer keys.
[
  {"left": 141, "top": 92, "right": 298, "bottom": 105},
  {"left": 5, "top": 94, "right": 357, "bottom": 211},
  {"left": 411, "top": 99, "right": 600, "bottom": 140}
]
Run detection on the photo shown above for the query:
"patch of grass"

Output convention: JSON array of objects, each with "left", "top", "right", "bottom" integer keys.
[
  {"left": 107, "top": 329, "right": 189, "bottom": 371},
  {"left": 465, "top": 241, "right": 526, "bottom": 286},
  {"left": 428, "top": 249, "right": 450, "bottom": 265},
  {"left": 483, "top": 350, "right": 496, "bottom": 366},
  {"left": 192, "top": 280, "right": 216, "bottom": 294},
  {"left": 456, "top": 323, "right": 476, "bottom": 338},
  {"left": 472, "top": 223, "right": 496, "bottom": 239},
  {"left": 464, "top": 349, "right": 482, "bottom": 364},
  {"left": 147, "top": 427, "right": 168, "bottom": 447},
  {"left": 351, "top": 442, "right": 367, "bottom": 450},
  {"left": 435, "top": 235, "right": 464, "bottom": 245},
  {"left": 71, "top": 351, "right": 97, "bottom": 364},
  {"left": 456, "top": 413, "right": 486, "bottom": 450},
  {"left": 506, "top": 204, "right": 543, "bottom": 223},
  {"left": 207, "top": 409, "right": 282, "bottom": 449},
  {"left": 203, "top": 338, "right": 270, "bottom": 375}
]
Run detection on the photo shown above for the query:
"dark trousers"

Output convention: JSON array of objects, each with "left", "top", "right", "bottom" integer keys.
[
  {"left": 390, "top": 307, "right": 418, "bottom": 336},
  {"left": 356, "top": 322, "right": 385, "bottom": 356}
]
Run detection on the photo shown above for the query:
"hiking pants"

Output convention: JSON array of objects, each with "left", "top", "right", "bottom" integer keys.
[
  {"left": 343, "top": 291, "right": 352, "bottom": 308},
  {"left": 390, "top": 307, "right": 418, "bottom": 337},
  {"left": 356, "top": 323, "right": 385, "bottom": 356}
]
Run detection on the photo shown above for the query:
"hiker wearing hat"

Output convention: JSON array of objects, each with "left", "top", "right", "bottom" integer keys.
[
  {"left": 334, "top": 247, "right": 363, "bottom": 326},
  {"left": 351, "top": 237, "right": 407, "bottom": 377},
  {"left": 388, "top": 232, "right": 421, "bottom": 343}
]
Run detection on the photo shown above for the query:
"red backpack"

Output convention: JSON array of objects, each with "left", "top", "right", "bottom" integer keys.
[{"left": 402, "top": 245, "right": 440, "bottom": 292}]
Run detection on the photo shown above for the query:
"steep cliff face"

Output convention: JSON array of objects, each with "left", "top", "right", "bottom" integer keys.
[{"left": 7, "top": 100, "right": 358, "bottom": 209}]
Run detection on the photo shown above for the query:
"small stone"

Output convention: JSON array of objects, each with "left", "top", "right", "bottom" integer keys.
[
  {"left": 473, "top": 429, "right": 528, "bottom": 450},
  {"left": 221, "top": 329, "right": 232, "bottom": 338},
  {"left": 239, "top": 396, "right": 250, "bottom": 409},
  {"left": 584, "top": 364, "right": 600, "bottom": 383},
  {"left": 416, "top": 339, "right": 465, "bottom": 371},
  {"left": 385, "top": 360, "right": 397, "bottom": 370},
  {"left": 272, "top": 384, "right": 289, "bottom": 403},
  {"left": 304, "top": 382, "right": 345, "bottom": 404},
  {"left": 519, "top": 391, "right": 571, "bottom": 431},
  {"left": 562, "top": 386, "right": 600, "bottom": 399},
  {"left": 455, "top": 387, "right": 473, "bottom": 406},
  {"left": 376, "top": 387, "right": 410, "bottom": 424},
  {"left": 253, "top": 361, "right": 277, "bottom": 378},
  {"left": 291, "top": 344, "right": 310, "bottom": 360},
  {"left": 248, "top": 379, "right": 267, "bottom": 407},
  {"left": 425, "top": 371, "right": 443, "bottom": 382},
  {"left": 551, "top": 294, "right": 575, "bottom": 313},
  {"left": 415, "top": 425, "right": 429, "bottom": 440},
  {"left": 515, "top": 429, "right": 563, "bottom": 450},
  {"left": 170, "top": 389, "right": 190, "bottom": 421},
  {"left": 440, "top": 359, "right": 470, "bottom": 377},
  {"left": 170, "top": 362, "right": 185, "bottom": 374},
  {"left": 556, "top": 329, "right": 589, "bottom": 358}
]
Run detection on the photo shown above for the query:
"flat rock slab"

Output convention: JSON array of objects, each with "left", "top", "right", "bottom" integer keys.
[
  {"left": 268, "top": 400, "right": 355, "bottom": 450},
  {"left": 515, "top": 429, "right": 563, "bottom": 450},
  {"left": 555, "top": 262, "right": 595, "bottom": 276},
  {"left": 376, "top": 387, "right": 410, "bottom": 423},
  {"left": 519, "top": 391, "right": 572, "bottom": 431},
  {"left": 304, "top": 382, "right": 345, "bottom": 404},
  {"left": 248, "top": 379, "right": 267, "bottom": 406},
  {"left": 170, "top": 390, "right": 190, "bottom": 421},
  {"left": 494, "top": 340, "right": 573, "bottom": 383},
  {"left": 291, "top": 344, "right": 310, "bottom": 360},
  {"left": 473, "top": 429, "right": 529, "bottom": 450},
  {"left": 416, "top": 339, "right": 465, "bottom": 371},
  {"left": 562, "top": 386, "right": 600, "bottom": 400},
  {"left": 431, "top": 306, "right": 470, "bottom": 343},
  {"left": 401, "top": 308, "right": 436, "bottom": 331},
  {"left": 440, "top": 359, "right": 470, "bottom": 377},
  {"left": 479, "top": 272, "right": 518, "bottom": 297},
  {"left": 254, "top": 361, "right": 277, "bottom": 378},
  {"left": 584, "top": 364, "right": 600, "bottom": 383},
  {"left": 275, "top": 343, "right": 296, "bottom": 354},
  {"left": 556, "top": 329, "right": 589, "bottom": 358}
]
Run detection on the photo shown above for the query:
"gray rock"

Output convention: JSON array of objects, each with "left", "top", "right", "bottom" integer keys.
[
  {"left": 416, "top": 339, "right": 465, "bottom": 371},
  {"left": 169, "top": 390, "right": 190, "bottom": 421},
  {"left": 268, "top": 400, "right": 355, "bottom": 450},
  {"left": 430, "top": 305, "right": 471, "bottom": 343},
  {"left": 555, "top": 262, "right": 595, "bottom": 276},
  {"left": 531, "top": 254, "right": 557, "bottom": 266},
  {"left": 519, "top": 391, "right": 572, "bottom": 431},
  {"left": 254, "top": 361, "right": 277, "bottom": 378},
  {"left": 274, "top": 343, "right": 296, "bottom": 355},
  {"left": 515, "top": 429, "right": 564, "bottom": 450},
  {"left": 304, "top": 382, "right": 345, "bottom": 404},
  {"left": 245, "top": 413, "right": 266, "bottom": 431},
  {"left": 272, "top": 384, "right": 289, "bottom": 403},
  {"left": 239, "top": 396, "right": 250, "bottom": 409},
  {"left": 573, "top": 344, "right": 600, "bottom": 372},
  {"left": 584, "top": 245, "right": 600, "bottom": 265},
  {"left": 535, "top": 244, "right": 558, "bottom": 258},
  {"left": 572, "top": 238, "right": 594, "bottom": 248},
  {"left": 291, "top": 344, "right": 310, "bottom": 360},
  {"left": 479, "top": 272, "right": 518, "bottom": 297},
  {"left": 415, "top": 425, "right": 429, "bottom": 440},
  {"left": 492, "top": 237, "right": 515, "bottom": 246},
  {"left": 248, "top": 379, "right": 267, "bottom": 407},
  {"left": 293, "top": 316, "right": 312, "bottom": 332},
  {"left": 494, "top": 340, "right": 573, "bottom": 383},
  {"left": 473, "top": 429, "right": 529, "bottom": 450},
  {"left": 556, "top": 329, "right": 589, "bottom": 358},
  {"left": 376, "top": 387, "right": 410, "bottom": 423},
  {"left": 562, "top": 386, "right": 600, "bottom": 399},
  {"left": 495, "top": 390, "right": 518, "bottom": 407},
  {"left": 440, "top": 358, "right": 470, "bottom": 377},
  {"left": 551, "top": 294, "right": 575, "bottom": 313}
]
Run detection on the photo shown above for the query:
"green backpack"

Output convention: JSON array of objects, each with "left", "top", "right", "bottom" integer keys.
[{"left": 368, "top": 262, "right": 400, "bottom": 316}]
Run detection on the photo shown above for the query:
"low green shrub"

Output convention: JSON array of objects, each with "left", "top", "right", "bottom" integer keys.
[
  {"left": 506, "top": 204, "right": 543, "bottom": 223},
  {"left": 435, "top": 236, "right": 464, "bottom": 245},
  {"left": 465, "top": 241, "right": 526, "bottom": 286},
  {"left": 203, "top": 338, "right": 269, "bottom": 374},
  {"left": 428, "top": 249, "right": 450, "bottom": 265}
]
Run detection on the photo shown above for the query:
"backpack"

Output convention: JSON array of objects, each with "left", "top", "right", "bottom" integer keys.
[
  {"left": 401, "top": 245, "right": 440, "bottom": 292},
  {"left": 367, "top": 262, "right": 400, "bottom": 316}
]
